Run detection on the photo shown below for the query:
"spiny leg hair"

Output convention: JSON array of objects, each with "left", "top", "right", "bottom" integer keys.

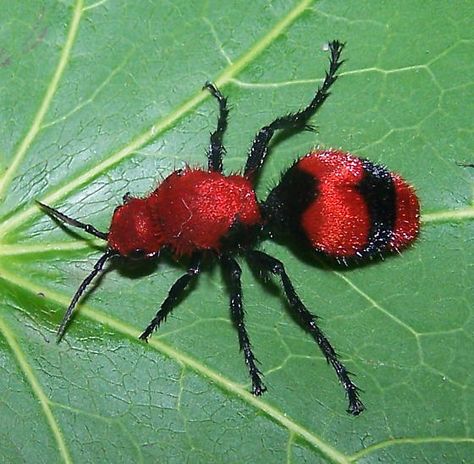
[
  {"left": 221, "top": 254, "right": 266, "bottom": 395},
  {"left": 57, "top": 249, "right": 115, "bottom": 341},
  {"left": 139, "top": 253, "right": 202, "bottom": 341},
  {"left": 247, "top": 249, "right": 364, "bottom": 415},
  {"left": 37, "top": 201, "right": 108, "bottom": 240},
  {"left": 244, "top": 40, "right": 345, "bottom": 179},
  {"left": 204, "top": 81, "right": 229, "bottom": 173}
]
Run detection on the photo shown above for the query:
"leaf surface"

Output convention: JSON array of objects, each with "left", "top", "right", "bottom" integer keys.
[{"left": 0, "top": 1, "right": 473, "bottom": 462}]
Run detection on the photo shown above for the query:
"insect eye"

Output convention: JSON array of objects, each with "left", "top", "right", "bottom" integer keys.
[
  {"left": 123, "top": 192, "right": 133, "bottom": 204},
  {"left": 128, "top": 248, "right": 146, "bottom": 260}
]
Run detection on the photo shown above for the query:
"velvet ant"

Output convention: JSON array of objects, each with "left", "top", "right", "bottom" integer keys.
[{"left": 40, "top": 41, "right": 420, "bottom": 415}]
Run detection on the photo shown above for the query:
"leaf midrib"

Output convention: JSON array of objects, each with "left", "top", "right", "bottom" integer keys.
[
  {"left": 0, "top": 205, "right": 472, "bottom": 257},
  {"left": 0, "top": 315, "right": 73, "bottom": 464},
  {"left": 0, "top": 0, "right": 84, "bottom": 201},
  {"left": 1, "top": 1, "right": 472, "bottom": 461},
  {"left": 0, "top": 265, "right": 351, "bottom": 464},
  {"left": 0, "top": 1, "right": 359, "bottom": 462},
  {"left": 0, "top": 0, "right": 315, "bottom": 240}
]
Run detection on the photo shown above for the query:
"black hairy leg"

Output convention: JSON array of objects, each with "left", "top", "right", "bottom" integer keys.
[
  {"left": 38, "top": 201, "right": 108, "bottom": 240},
  {"left": 244, "top": 40, "right": 345, "bottom": 179},
  {"left": 139, "top": 253, "right": 202, "bottom": 341},
  {"left": 57, "top": 249, "right": 116, "bottom": 340},
  {"left": 247, "top": 249, "right": 364, "bottom": 415},
  {"left": 204, "top": 81, "right": 229, "bottom": 173},
  {"left": 221, "top": 254, "right": 266, "bottom": 395}
]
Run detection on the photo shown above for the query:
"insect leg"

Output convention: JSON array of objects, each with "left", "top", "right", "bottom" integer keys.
[
  {"left": 204, "top": 81, "right": 229, "bottom": 173},
  {"left": 221, "top": 254, "right": 266, "bottom": 395},
  {"left": 247, "top": 249, "right": 364, "bottom": 415},
  {"left": 38, "top": 201, "right": 108, "bottom": 240},
  {"left": 244, "top": 40, "right": 345, "bottom": 179},
  {"left": 139, "top": 253, "right": 202, "bottom": 341},
  {"left": 57, "top": 249, "right": 116, "bottom": 340}
]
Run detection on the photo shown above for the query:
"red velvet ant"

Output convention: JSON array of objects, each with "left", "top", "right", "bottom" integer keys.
[{"left": 39, "top": 41, "right": 420, "bottom": 415}]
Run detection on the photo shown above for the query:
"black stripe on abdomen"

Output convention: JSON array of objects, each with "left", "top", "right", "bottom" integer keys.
[{"left": 357, "top": 159, "right": 396, "bottom": 258}]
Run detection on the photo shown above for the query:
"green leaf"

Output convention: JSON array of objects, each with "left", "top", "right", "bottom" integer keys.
[{"left": 0, "top": 0, "right": 472, "bottom": 462}]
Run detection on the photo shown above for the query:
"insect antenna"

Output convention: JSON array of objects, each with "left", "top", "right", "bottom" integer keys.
[
  {"left": 57, "top": 249, "right": 116, "bottom": 341},
  {"left": 37, "top": 201, "right": 108, "bottom": 240}
]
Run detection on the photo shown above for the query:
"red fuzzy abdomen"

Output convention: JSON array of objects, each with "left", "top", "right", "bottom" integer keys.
[
  {"left": 265, "top": 149, "right": 420, "bottom": 259},
  {"left": 297, "top": 151, "right": 369, "bottom": 256},
  {"left": 148, "top": 169, "right": 262, "bottom": 256},
  {"left": 389, "top": 174, "right": 420, "bottom": 251}
]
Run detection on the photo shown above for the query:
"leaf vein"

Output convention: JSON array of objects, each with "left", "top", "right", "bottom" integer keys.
[
  {"left": 0, "top": 265, "right": 351, "bottom": 464},
  {"left": 350, "top": 436, "right": 474, "bottom": 461},
  {"left": 0, "top": 0, "right": 314, "bottom": 238},
  {"left": 0, "top": 315, "right": 73, "bottom": 464},
  {"left": 0, "top": 0, "right": 84, "bottom": 201}
]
